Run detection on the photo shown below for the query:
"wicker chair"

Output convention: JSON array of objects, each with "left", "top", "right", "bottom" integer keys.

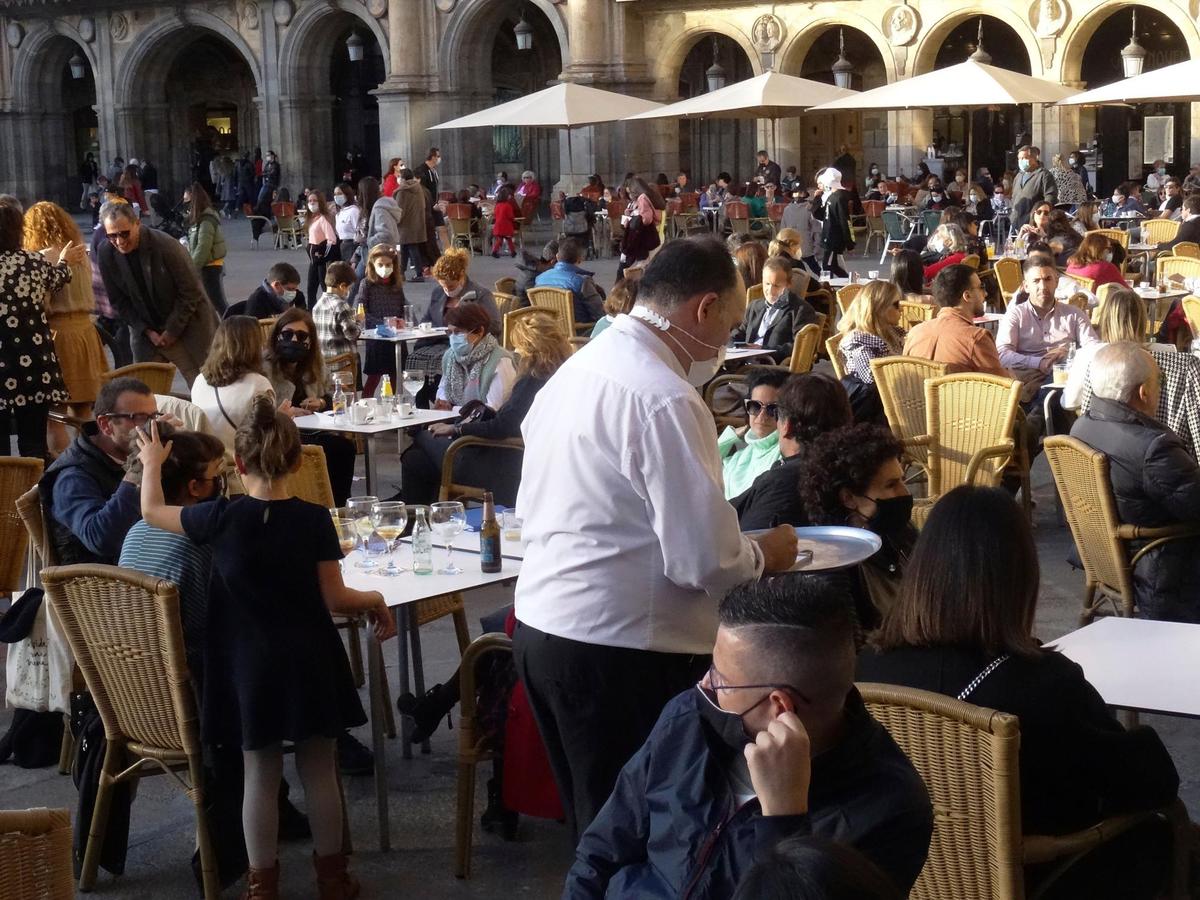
[
  {"left": 1181, "top": 296, "right": 1200, "bottom": 337},
  {"left": 835, "top": 283, "right": 863, "bottom": 315},
  {"left": 493, "top": 291, "right": 519, "bottom": 320},
  {"left": 870, "top": 356, "right": 949, "bottom": 481},
  {"left": 1062, "top": 272, "right": 1095, "bottom": 298},
  {"left": 527, "top": 286, "right": 589, "bottom": 337},
  {"left": 899, "top": 300, "right": 936, "bottom": 329},
  {"left": 0, "top": 807, "right": 74, "bottom": 900},
  {"left": 1044, "top": 435, "right": 1200, "bottom": 622},
  {"left": 993, "top": 257, "right": 1023, "bottom": 308},
  {"left": 960, "top": 253, "right": 981, "bottom": 270},
  {"left": 326, "top": 351, "right": 360, "bottom": 392},
  {"left": 1091, "top": 227, "right": 1130, "bottom": 250},
  {"left": 787, "top": 323, "right": 823, "bottom": 374},
  {"left": 1141, "top": 218, "right": 1179, "bottom": 245},
  {"left": 454, "top": 633, "right": 513, "bottom": 879},
  {"left": 746, "top": 283, "right": 764, "bottom": 305},
  {"left": 98, "top": 362, "right": 177, "bottom": 396},
  {"left": 1168, "top": 241, "right": 1200, "bottom": 259},
  {"left": 439, "top": 436, "right": 524, "bottom": 503},
  {"left": 494, "top": 277, "right": 516, "bottom": 296},
  {"left": 41, "top": 565, "right": 218, "bottom": 897},
  {"left": 1156, "top": 256, "right": 1200, "bottom": 283},
  {"left": 0, "top": 459, "right": 42, "bottom": 595},
  {"left": 860, "top": 682, "right": 1190, "bottom": 900},
  {"left": 272, "top": 201, "right": 304, "bottom": 250},
  {"left": 725, "top": 201, "right": 750, "bottom": 235},
  {"left": 826, "top": 333, "right": 847, "bottom": 380},
  {"left": 503, "top": 306, "right": 545, "bottom": 351},
  {"left": 257, "top": 317, "right": 277, "bottom": 346}
]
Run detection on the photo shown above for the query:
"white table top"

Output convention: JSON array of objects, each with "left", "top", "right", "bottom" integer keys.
[
  {"left": 973, "top": 313, "right": 1005, "bottom": 325},
  {"left": 292, "top": 407, "right": 457, "bottom": 434},
  {"left": 360, "top": 327, "right": 447, "bottom": 343},
  {"left": 725, "top": 346, "right": 776, "bottom": 362},
  {"left": 403, "top": 526, "right": 527, "bottom": 560},
  {"left": 1047, "top": 617, "right": 1200, "bottom": 718},
  {"left": 341, "top": 548, "right": 519, "bottom": 608},
  {"left": 1128, "top": 243, "right": 1159, "bottom": 252},
  {"left": 824, "top": 277, "right": 852, "bottom": 289},
  {"left": 1132, "top": 286, "right": 1188, "bottom": 301}
]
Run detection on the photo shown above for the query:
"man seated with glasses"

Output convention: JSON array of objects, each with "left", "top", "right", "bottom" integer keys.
[
  {"left": 565, "top": 575, "right": 932, "bottom": 899},
  {"left": 39, "top": 377, "right": 158, "bottom": 565},
  {"left": 731, "top": 257, "right": 820, "bottom": 364},
  {"left": 718, "top": 369, "right": 788, "bottom": 499}
]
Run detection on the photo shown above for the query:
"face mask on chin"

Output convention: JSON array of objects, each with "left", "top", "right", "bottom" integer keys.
[{"left": 629, "top": 305, "right": 726, "bottom": 387}]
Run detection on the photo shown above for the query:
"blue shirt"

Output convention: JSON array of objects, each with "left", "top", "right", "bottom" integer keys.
[{"left": 50, "top": 472, "right": 140, "bottom": 564}]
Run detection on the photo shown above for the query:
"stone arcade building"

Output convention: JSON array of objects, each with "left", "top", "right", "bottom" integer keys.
[{"left": 0, "top": 0, "right": 1198, "bottom": 206}]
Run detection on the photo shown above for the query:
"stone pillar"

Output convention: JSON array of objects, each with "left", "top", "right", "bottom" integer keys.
[
  {"left": 373, "top": 0, "right": 436, "bottom": 181},
  {"left": 1032, "top": 82, "right": 1087, "bottom": 159},
  {"left": 888, "top": 109, "right": 932, "bottom": 180}
]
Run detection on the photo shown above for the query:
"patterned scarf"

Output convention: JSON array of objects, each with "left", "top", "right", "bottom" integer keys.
[{"left": 444, "top": 333, "right": 499, "bottom": 406}]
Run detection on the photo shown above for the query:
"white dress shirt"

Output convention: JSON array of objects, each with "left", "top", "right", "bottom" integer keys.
[{"left": 515, "top": 314, "right": 764, "bottom": 655}]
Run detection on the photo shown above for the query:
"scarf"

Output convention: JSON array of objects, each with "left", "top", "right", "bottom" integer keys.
[
  {"left": 819, "top": 168, "right": 845, "bottom": 204},
  {"left": 444, "top": 333, "right": 499, "bottom": 406}
]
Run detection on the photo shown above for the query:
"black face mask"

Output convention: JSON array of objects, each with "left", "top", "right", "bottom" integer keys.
[
  {"left": 695, "top": 685, "right": 752, "bottom": 760},
  {"left": 275, "top": 340, "right": 309, "bottom": 362},
  {"left": 863, "top": 494, "right": 914, "bottom": 537}
]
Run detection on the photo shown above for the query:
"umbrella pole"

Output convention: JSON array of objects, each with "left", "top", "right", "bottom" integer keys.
[
  {"left": 772, "top": 117, "right": 779, "bottom": 163},
  {"left": 967, "top": 112, "right": 974, "bottom": 185},
  {"left": 567, "top": 125, "right": 574, "bottom": 195}
]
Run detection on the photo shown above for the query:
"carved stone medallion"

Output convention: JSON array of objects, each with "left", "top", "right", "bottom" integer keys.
[
  {"left": 883, "top": 4, "right": 919, "bottom": 47},
  {"left": 750, "top": 14, "right": 785, "bottom": 55},
  {"left": 273, "top": 0, "right": 294, "bottom": 26},
  {"left": 110, "top": 14, "right": 129, "bottom": 42},
  {"left": 78, "top": 16, "right": 95, "bottom": 43},
  {"left": 1030, "top": 0, "right": 1069, "bottom": 38},
  {"left": 366, "top": 0, "right": 388, "bottom": 18}
]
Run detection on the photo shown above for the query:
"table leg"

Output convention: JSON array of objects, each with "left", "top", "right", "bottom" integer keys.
[
  {"left": 409, "top": 622, "right": 432, "bottom": 756},
  {"left": 364, "top": 433, "right": 379, "bottom": 497},
  {"left": 396, "top": 607, "right": 413, "bottom": 760},
  {"left": 394, "top": 342, "right": 404, "bottom": 388},
  {"left": 367, "top": 633, "right": 390, "bottom": 852}
]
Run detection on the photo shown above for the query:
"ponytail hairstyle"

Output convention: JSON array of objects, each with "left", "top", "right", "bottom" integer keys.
[{"left": 234, "top": 393, "right": 302, "bottom": 482}]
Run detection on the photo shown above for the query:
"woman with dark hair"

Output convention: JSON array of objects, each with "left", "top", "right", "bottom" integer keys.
[
  {"left": 332, "top": 182, "right": 360, "bottom": 266},
  {"left": 889, "top": 249, "right": 928, "bottom": 303},
  {"left": 733, "top": 836, "right": 902, "bottom": 900},
  {"left": 304, "top": 189, "right": 340, "bottom": 305},
  {"left": 731, "top": 373, "right": 853, "bottom": 530},
  {"left": 354, "top": 176, "right": 381, "bottom": 278},
  {"left": 617, "top": 177, "right": 665, "bottom": 278},
  {"left": 858, "top": 485, "right": 1180, "bottom": 900},
  {"left": 432, "top": 302, "right": 515, "bottom": 411},
  {"left": 185, "top": 182, "right": 228, "bottom": 314},
  {"left": 381, "top": 158, "right": 402, "bottom": 198},
  {"left": 798, "top": 423, "right": 915, "bottom": 624}
]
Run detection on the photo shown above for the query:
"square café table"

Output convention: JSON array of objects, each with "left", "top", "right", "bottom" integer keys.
[
  {"left": 359, "top": 326, "right": 448, "bottom": 381},
  {"left": 292, "top": 408, "right": 457, "bottom": 496},
  {"left": 725, "top": 346, "right": 775, "bottom": 363},
  {"left": 343, "top": 548, "right": 521, "bottom": 851},
  {"left": 1047, "top": 618, "right": 1200, "bottom": 719}
]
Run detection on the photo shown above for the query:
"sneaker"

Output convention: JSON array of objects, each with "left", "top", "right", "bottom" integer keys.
[{"left": 335, "top": 730, "right": 374, "bottom": 776}]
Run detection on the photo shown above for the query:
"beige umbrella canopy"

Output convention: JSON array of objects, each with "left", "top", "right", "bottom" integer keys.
[
  {"left": 1058, "top": 60, "right": 1200, "bottom": 105},
  {"left": 809, "top": 60, "right": 1076, "bottom": 173}
]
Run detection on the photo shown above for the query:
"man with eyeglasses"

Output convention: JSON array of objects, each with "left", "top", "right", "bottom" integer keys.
[
  {"left": 731, "top": 257, "right": 820, "bottom": 364},
  {"left": 39, "top": 377, "right": 157, "bottom": 565},
  {"left": 565, "top": 575, "right": 932, "bottom": 898},
  {"left": 96, "top": 199, "right": 218, "bottom": 386}
]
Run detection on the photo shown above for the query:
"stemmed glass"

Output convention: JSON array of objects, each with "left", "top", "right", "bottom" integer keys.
[
  {"left": 332, "top": 516, "right": 358, "bottom": 575},
  {"left": 347, "top": 496, "right": 380, "bottom": 569},
  {"left": 402, "top": 369, "right": 424, "bottom": 404},
  {"left": 429, "top": 501, "right": 466, "bottom": 575},
  {"left": 371, "top": 501, "right": 408, "bottom": 577}
]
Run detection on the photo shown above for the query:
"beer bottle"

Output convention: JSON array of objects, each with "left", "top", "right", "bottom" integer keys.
[{"left": 479, "top": 491, "right": 501, "bottom": 573}]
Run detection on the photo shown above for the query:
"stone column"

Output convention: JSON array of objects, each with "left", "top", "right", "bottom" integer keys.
[
  {"left": 1032, "top": 82, "right": 1087, "bottom": 159},
  {"left": 374, "top": 0, "right": 437, "bottom": 180},
  {"left": 887, "top": 109, "right": 932, "bottom": 180}
]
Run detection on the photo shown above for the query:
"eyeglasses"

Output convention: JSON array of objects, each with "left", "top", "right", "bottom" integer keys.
[
  {"left": 743, "top": 399, "right": 779, "bottom": 418},
  {"left": 106, "top": 230, "right": 132, "bottom": 241},
  {"left": 278, "top": 329, "right": 311, "bottom": 346},
  {"left": 103, "top": 411, "right": 161, "bottom": 426},
  {"left": 699, "top": 662, "right": 810, "bottom": 708}
]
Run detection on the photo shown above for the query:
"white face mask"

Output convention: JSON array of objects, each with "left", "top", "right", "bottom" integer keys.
[
  {"left": 308, "top": 202, "right": 320, "bottom": 212},
  {"left": 1103, "top": 251, "right": 1113, "bottom": 263},
  {"left": 374, "top": 264, "right": 394, "bottom": 279},
  {"left": 630, "top": 305, "right": 726, "bottom": 387},
  {"left": 282, "top": 288, "right": 297, "bottom": 302},
  {"left": 1112, "top": 196, "right": 1123, "bottom": 205},
  {"left": 334, "top": 195, "right": 346, "bottom": 207}
]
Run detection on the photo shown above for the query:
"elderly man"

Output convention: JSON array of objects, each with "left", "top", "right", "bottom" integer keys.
[
  {"left": 1010, "top": 145, "right": 1057, "bottom": 228},
  {"left": 533, "top": 237, "right": 605, "bottom": 325},
  {"left": 1071, "top": 343, "right": 1200, "bottom": 622},
  {"left": 904, "top": 264, "right": 1010, "bottom": 376},
  {"left": 514, "top": 237, "right": 798, "bottom": 840},
  {"left": 565, "top": 575, "right": 933, "bottom": 898},
  {"left": 731, "top": 256, "right": 820, "bottom": 364},
  {"left": 96, "top": 200, "right": 218, "bottom": 386}
]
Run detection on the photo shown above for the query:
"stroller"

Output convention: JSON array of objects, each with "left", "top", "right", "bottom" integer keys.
[
  {"left": 563, "top": 195, "right": 598, "bottom": 259},
  {"left": 149, "top": 192, "right": 187, "bottom": 239}
]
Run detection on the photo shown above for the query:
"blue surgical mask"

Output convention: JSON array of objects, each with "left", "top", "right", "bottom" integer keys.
[
  {"left": 449, "top": 333, "right": 471, "bottom": 358},
  {"left": 1018, "top": 158, "right": 1031, "bottom": 173}
]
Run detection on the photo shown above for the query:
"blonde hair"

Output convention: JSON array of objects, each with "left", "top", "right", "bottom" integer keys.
[
  {"left": 768, "top": 228, "right": 802, "bottom": 258},
  {"left": 234, "top": 393, "right": 302, "bottom": 481},
  {"left": 510, "top": 310, "right": 571, "bottom": 380},
  {"left": 432, "top": 247, "right": 470, "bottom": 283},
  {"left": 22, "top": 201, "right": 82, "bottom": 251},
  {"left": 932, "top": 224, "right": 967, "bottom": 254},
  {"left": 1095, "top": 288, "right": 1149, "bottom": 343},
  {"left": 839, "top": 280, "right": 905, "bottom": 352},
  {"left": 200, "top": 316, "right": 265, "bottom": 388},
  {"left": 604, "top": 278, "right": 639, "bottom": 318}
]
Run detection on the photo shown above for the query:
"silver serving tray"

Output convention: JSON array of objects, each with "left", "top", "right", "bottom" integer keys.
[{"left": 746, "top": 525, "right": 882, "bottom": 572}]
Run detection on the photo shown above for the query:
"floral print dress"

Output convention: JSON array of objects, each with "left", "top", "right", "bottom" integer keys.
[{"left": 0, "top": 250, "right": 70, "bottom": 411}]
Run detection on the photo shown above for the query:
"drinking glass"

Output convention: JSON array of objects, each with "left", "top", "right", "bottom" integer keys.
[
  {"left": 332, "top": 517, "right": 358, "bottom": 575},
  {"left": 347, "top": 495, "right": 380, "bottom": 569},
  {"left": 402, "top": 369, "right": 424, "bottom": 402},
  {"left": 371, "top": 501, "right": 408, "bottom": 577},
  {"left": 429, "top": 501, "right": 466, "bottom": 575},
  {"left": 404, "top": 305, "right": 415, "bottom": 328}
]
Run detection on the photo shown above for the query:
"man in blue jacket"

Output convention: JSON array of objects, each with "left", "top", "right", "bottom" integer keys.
[
  {"left": 533, "top": 238, "right": 605, "bottom": 325},
  {"left": 564, "top": 574, "right": 933, "bottom": 898}
]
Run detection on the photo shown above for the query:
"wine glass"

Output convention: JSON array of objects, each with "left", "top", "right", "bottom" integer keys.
[
  {"left": 347, "top": 495, "right": 379, "bottom": 569},
  {"left": 402, "top": 369, "right": 424, "bottom": 403},
  {"left": 371, "top": 501, "right": 408, "bottom": 577},
  {"left": 429, "top": 501, "right": 466, "bottom": 575},
  {"left": 332, "top": 517, "right": 358, "bottom": 575}
]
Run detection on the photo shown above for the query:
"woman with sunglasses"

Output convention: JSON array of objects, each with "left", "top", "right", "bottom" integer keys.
[
  {"left": 718, "top": 368, "right": 789, "bottom": 499},
  {"left": 264, "top": 308, "right": 355, "bottom": 504}
]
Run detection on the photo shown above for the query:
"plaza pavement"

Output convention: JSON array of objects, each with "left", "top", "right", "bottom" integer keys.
[{"left": 0, "top": 217, "right": 1195, "bottom": 897}]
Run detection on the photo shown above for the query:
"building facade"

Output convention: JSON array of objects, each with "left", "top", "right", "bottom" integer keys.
[{"left": 0, "top": 0, "right": 1197, "bottom": 206}]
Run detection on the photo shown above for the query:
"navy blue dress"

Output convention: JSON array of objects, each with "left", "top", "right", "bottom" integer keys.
[{"left": 182, "top": 496, "right": 365, "bottom": 749}]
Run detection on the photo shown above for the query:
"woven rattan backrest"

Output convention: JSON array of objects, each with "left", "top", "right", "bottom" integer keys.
[
  {"left": 871, "top": 356, "right": 948, "bottom": 470},
  {"left": 993, "top": 257, "right": 1023, "bottom": 300},
  {"left": 1094, "top": 281, "right": 1120, "bottom": 311},
  {"left": 494, "top": 277, "right": 516, "bottom": 296},
  {"left": 899, "top": 300, "right": 935, "bottom": 329},
  {"left": 493, "top": 291, "right": 519, "bottom": 319},
  {"left": 746, "top": 284, "right": 764, "bottom": 305},
  {"left": 826, "top": 333, "right": 847, "bottom": 380},
  {"left": 1156, "top": 256, "right": 1200, "bottom": 283},
  {"left": 961, "top": 254, "right": 980, "bottom": 270},
  {"left": 99, "top": 362, "right": 177, "bottom": 396},
  {"left": 0, "top": 807, "right": 74, "bottom": 900},
  {"left": 836, "top": 283, "right": 863, "bottom": 315},
  {"left": 1182, "top": 296, "right": 1200, "bottom": 337},
  {"left": 1141, "top": 218, "right": 1179, "bottom": 245},
  {"left": 15, "top": 485, "right": 54, "bottom": 570},
  {"left": 859, "top": 683, "right": 1024, "bottom": 900},
  {"left": 286, "top": 445, "right": 335, "bottom": 508},
  {"left": 42, "top": 565, "right": 199, "bottom": 755},
  {"left": 1170, "top": 241, "right": 1200, "bottom": 259},
  {"left": 925, "top": 373, "right": 1020, "bottom": 495},
  {"left": 1090, "top": 227, "right": 1129, "bottom": 249},
  {"left": 789, "top": 324, "right": 823, "bottom": 374},
  {"left": 527, "top": 286, "right": 577, "bottom": 333},
  {"left": 0, "top": 460, "right": 42, "bottom": 593},
  {"left": 1043, "top": 436, "right": 1133, "bottom": 603}
]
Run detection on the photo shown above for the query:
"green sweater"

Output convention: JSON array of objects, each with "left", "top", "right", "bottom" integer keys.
[{"left": 719, "top": 427, "right": 782, "bottom": 499}]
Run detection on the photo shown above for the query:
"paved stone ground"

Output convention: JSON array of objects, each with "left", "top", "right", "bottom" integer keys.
[{"left": 0, "top": 218, "right": 1196, "bottom": 897}]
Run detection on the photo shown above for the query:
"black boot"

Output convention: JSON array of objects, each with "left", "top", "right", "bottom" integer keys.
[
  {"left": 480, "top": 777, "right": 518, "bottom": 841},
  {"left": 396, "top": 682, "right": 455, "bottom": 744}
]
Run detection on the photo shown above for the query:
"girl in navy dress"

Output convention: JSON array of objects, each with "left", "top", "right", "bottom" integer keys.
[{"left": 137, "top": 395, "right": 394, "bottom": 899}]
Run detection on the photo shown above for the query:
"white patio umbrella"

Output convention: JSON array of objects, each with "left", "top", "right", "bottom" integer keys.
[
  {"left": 428, "top": 82, "right": 663, "bottom": 189},
  {"left": 809, "top": 60, "right": 1077, "bottom": 175},
  {"left": 622, "top": 70, "right": 857, "bottom": 159},
  {"left": 1058, "top": 59, "right": 1200, "bottom": 105}
]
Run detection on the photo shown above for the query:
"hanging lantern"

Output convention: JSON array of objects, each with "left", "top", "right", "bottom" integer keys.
[
  {"left": 514, "top": 15, "right": 533, "bottom": 51},
  {"left": 346, "top": 32, "right": 364, "bottom": 62},
  {"left": 831, "top": 28, "right": 854, "bottom": 89},
  {"left": 968, "top": 18, "right": 992, "bottom": 65},
  {"left": 68, "top": 51, "right": 86, "bottom": 80},
  {"left": 706, "top": 37, "right": 726, "bottom": 92},
  {"left": 1121, "top": 9, "right": 1146, "bottom": 78}
]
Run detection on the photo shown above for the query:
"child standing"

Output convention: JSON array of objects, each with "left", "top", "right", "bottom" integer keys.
[
  {"left": 311, "top": 261, "right": 362, "bottom": 367},
  {"left": 491, "top": 186, "right": 518, "bottom": 258},
  {"left": 352, "top": 245, "right": 408, "bottom": 398},
  {"left": 137, "top": 398, "right": 395, "bottom": 900}
]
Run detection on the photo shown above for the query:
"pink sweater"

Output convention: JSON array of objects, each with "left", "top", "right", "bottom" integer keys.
[{"left": 307, "top": 214, "right": 337, "bottom": 247}]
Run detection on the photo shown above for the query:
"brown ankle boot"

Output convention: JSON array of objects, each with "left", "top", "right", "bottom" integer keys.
[
  {"left": 313, "top": 851, "right": 360, "bottom": 900},
  {"left": 241, "top": 862, "right": 280, "bottom": 900}
]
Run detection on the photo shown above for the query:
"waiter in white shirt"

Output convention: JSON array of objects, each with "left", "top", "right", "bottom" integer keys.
[{"left": 512, "top": 237, "right": 798, "bottom": 840}]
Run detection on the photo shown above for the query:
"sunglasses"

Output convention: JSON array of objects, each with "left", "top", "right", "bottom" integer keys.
[
  {"left": 743, "top": 399, "right": 779, "bottom": 418},
  {"left": 103, "top": 411, "right": 161, "bottom": 426},
  {"left": 278, "top": 329, "right": 311, "bottom": 346},
  {"left": 106, "top": 230, "right": 133, "bottom": 241}
]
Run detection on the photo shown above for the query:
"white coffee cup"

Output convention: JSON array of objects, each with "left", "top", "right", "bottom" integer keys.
[
  {"left": 397, "top": 400, "right": 413, "bottom": 417},
  {"left": 868, "top": 270, "right": 880, "bottom": 280},
  {"left": 350, "top": 401, "right": 372, "bottom": 425}
]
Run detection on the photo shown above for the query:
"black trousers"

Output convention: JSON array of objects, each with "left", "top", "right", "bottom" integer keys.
[
  {"left": 200, "top": 265, "right": 227, "bottom": 316},
  {"left": 0, "top": 403, "right": 49, "bottom": 461},
  {"left": 512, "top": 620, "right": 709, "bottom": 842},
  {"left": 301, "top": 432, "right": 355, "bottom": 506}
]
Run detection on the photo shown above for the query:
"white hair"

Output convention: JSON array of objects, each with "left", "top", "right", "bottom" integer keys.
[
  {"left": 99, "top": 199, "right": 137, "bottom": 225},
  {"left": 1090, "top": 342, "right": 1156, "bottom": 406}
]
